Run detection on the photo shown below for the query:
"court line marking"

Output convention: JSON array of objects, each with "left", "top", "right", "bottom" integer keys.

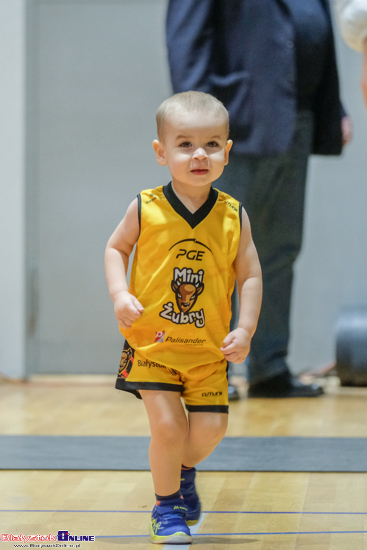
[
  {"left": 2, "top": 508, "right": 366, "bottom": 538},
  {"left": 95, "top": 530, "right": 367, "bottom": 538},
  {"left": 2, "top": 509, "right": 367, "bottom": 515},
  {"left": 162, "top": 514, "right": 205, "bottom": 550},
  {"left": 3, "top": 508, "right": 367, "bottom": 539}
]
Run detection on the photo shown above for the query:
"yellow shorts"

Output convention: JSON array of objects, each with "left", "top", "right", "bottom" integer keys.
[{"left": 115, "top": 340, "right": 229, "bottom": 413}]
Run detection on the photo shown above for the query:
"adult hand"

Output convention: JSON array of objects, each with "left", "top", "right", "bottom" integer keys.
[{"left": 342, "top": 115, "right": 353, "bottom": 146}]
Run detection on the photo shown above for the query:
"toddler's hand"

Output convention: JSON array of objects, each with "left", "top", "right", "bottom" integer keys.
[
  {"left": 220, "top": 327, "right": 251, "bottom": 364},
  {"left": 114, "top": 291, "right": 144, "bottom": 329}
]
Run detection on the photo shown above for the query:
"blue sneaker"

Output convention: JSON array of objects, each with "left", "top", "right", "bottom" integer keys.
[
  {"left": 149, "top": 497, "right": 192, "bottom": 544},
  {"left": 180, "top": 468, "right": 201, "bottom": 525}
]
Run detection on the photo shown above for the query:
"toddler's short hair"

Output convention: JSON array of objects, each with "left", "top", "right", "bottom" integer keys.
[{"left": 156, "top": 91, "right": 229, "bottom": 141}]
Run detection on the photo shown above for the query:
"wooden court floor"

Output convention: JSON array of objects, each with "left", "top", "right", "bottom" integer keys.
[{"left": 1, "top": 374, "right": 367, "bottom": 549}]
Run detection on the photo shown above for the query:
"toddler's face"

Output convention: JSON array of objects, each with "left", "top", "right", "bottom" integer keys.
[{"left": 154, "top": 110, "right": 232, "bottom": 189}]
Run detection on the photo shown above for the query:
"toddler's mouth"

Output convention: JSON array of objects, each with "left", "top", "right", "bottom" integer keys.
[{"left": 191, "top": 169, "right": 209, "bottom": 175}]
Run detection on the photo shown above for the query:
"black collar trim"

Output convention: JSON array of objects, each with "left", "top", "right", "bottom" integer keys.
[{"left": 163, "top": 182, "right": 218, "bottom": 229}]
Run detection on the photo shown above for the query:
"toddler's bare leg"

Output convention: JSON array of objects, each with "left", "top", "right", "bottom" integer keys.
[
  {"left": 140, "top": 390, "right": 188, "bottom": 496},
  {"left": 182, "top": 412, "right": 228, "bottom": 467}
]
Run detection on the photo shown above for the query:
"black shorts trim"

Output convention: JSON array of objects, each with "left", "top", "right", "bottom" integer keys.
[
  {"left": 115, "top": 378, "right": 182, "bottom": 399},
  {"left": 185, "top": 404, "right": 229, "bottom": 414}
]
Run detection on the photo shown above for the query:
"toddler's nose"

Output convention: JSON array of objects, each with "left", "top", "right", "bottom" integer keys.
[{"left": 193, "top": 147, "right": 208, "bottom": 159}]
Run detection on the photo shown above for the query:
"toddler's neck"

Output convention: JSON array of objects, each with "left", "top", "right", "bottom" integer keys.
[{"left": 171, "top": 181, "right": 212, "bottom": 213}]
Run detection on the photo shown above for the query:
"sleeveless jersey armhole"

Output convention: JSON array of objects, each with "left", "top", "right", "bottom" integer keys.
[
  {"left": 137, "top": 193, "right": 142, "bottom": 238},
  {"left": 239, "top": 203, "right": 243, "bottom": 232}
]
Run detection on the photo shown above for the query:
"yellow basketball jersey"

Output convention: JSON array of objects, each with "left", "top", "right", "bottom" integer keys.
[{"left": 121, "top": 183, "right": 242, "bottom": 370}]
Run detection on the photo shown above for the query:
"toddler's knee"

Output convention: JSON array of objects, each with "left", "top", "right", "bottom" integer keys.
[
  {"left": 151, "top": 416, "right": 187, "bottom": 446},
  {"left": 205, "top": 426, "right": 226, "bottom": 447},
  {"left": 191, "top": 417, "right": 227, "bottom": 447}
]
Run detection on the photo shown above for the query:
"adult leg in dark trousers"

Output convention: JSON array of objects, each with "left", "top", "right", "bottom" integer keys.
[{"left": 217, "top": 111, "right": 323, "bottom": 398}]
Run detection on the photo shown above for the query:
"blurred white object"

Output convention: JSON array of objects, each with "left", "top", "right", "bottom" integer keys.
[
  {"left": 334, "top": 0, "right": 367, "bottom": 51},
  {"left": 334, "top": 0, "right": 367, "bottom": 107}
]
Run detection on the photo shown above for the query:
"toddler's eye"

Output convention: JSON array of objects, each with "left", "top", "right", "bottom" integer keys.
[
  {"left": 179, "top": 141, "right": 191, "bottom": 148},
  {"left": 207, "top": 141, "right": 219, "bottom": 147}
]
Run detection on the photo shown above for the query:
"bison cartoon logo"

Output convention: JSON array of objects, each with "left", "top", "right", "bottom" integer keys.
[
  {"left": 118, "top": 345, "right": 134, "bottom": 379},
  {"left": 159, "top": 268, "right": 205, "bottom": 328},
  {"left": 171, "top": 279, "right": 204, "bottom": 313}
]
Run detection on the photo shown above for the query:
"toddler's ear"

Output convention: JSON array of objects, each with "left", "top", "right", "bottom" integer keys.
[
  {"left": 224, "top": 139, "right": 233, "bottom": 165},
  {"left": 152, "top": 140, "right": 167, "bottom": 166}
]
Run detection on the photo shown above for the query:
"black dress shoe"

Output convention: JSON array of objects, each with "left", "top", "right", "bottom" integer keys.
[
  {"left": 247, "top": 371, "right": 324, "bottom": 398},
  {"left": 228, "top": 383, "right": 241, "bottom": 401}
]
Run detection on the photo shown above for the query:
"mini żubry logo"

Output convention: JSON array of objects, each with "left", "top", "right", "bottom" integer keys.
[
  {"left": 154, "top": 331, "right": 165, "bottom": 343},
  {"left": 159, "top": 267, "right": 206, "bottom": 328}
]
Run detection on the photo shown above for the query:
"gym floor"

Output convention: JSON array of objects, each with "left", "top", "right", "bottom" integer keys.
[{"left": 1, "top": 374, "right": 367, "bottom": 549}]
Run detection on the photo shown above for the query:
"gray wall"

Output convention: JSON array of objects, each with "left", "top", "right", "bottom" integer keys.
[
  {"left": 27, "top": 0, "right": 171, "bottom": 374},
  {"left": 1, "top": 0, "right": 367, "bottom": 377},
  {"left": 0, "top": 0, "right": 26, "bottom": 379}
]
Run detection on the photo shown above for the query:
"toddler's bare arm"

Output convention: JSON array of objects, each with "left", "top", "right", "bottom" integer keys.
[
  {"left": 221, "top": 208, "right": 262, "bottom": 364},
  {"left": 105, "top": 199, "right": 144, "bottom": 329}
]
